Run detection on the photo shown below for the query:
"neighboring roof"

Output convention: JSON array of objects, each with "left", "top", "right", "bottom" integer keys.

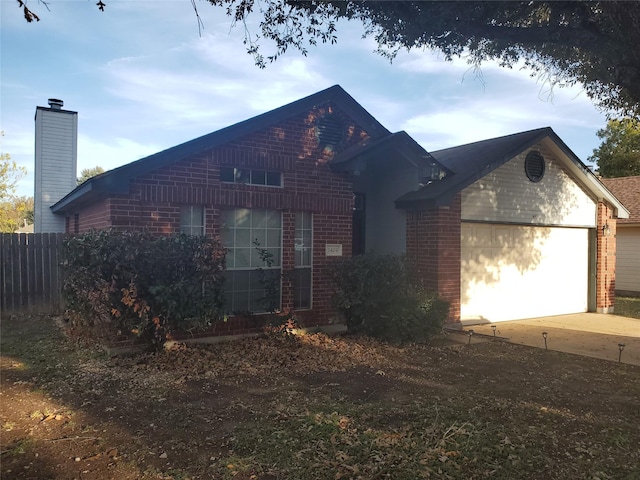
[
  {"left": 15, "top": 223, "right": 34, "bottom": 234},
  {"left": 51, "top": 85, "right": 391, "bottom": 214},
  {"left": 395, "top": 127, "right": 630, "bottom": 219},
  {"left": 601, "top": 176, "right": 640, "bottom": 225}
]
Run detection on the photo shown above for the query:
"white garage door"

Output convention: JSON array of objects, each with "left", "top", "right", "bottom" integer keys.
[{"left": 461, "top": 223, "right": 589, "bottom": 322}]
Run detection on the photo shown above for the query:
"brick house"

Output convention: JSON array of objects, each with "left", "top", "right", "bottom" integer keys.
[{"left": 48, "top": 86, "right": 628, "bottom": 333}]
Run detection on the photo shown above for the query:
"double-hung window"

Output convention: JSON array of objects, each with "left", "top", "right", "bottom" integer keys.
[
  {"left": 221, "top": 208, "right": 282, "bottom": 313},
  {"left": 180, "top": 205, "right": 205, "bottom": 235},
  {"left": 293, "top": 212, "right": 312, "bottom": 309}
]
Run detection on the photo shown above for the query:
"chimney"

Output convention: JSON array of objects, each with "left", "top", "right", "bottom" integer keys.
[
  {"left": 48, "top": 98, "right": 64, "bottom": 110},
  {"left": 34, "top": 99, "right": 78, "bottom": 233}
]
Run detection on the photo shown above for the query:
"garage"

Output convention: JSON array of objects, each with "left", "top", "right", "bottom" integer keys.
[
  {"left": 461, "top": 223, "right": 591, "bottom": 322},
  {"left": 395, "top": 127, "right": 629, "bottom": 322}
]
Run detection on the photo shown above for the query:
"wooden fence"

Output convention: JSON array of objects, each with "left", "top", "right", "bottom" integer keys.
[{"left": 1, "top": 233, "right": 65, "bottom": 315}]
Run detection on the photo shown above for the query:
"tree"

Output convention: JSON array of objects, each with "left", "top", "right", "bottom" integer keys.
[
  {"left": 77, "top": 166, "right": 105, "bottom": 185},
  {"left": 588, "top": 119, "right": 640, "bottom": 178},
  {"left": 1, "top": 131, "right": 26, "bottom": 201},
  {"left": 0, "top": 196, "right": 34, "bottom": 233},
  {"left": 0, "top": 132, "right": 32, "bottom": 232},
  {"left": 17, "top": 1, "right": 640, "bottom": 117}
]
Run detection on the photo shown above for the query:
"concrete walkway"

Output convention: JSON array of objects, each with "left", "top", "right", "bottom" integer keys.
[{"left": 462, "top": 313, "right": 640, "bottom": 366}]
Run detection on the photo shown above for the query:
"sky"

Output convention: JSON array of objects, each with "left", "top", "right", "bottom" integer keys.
[{"left": 1, "top": 0, "right": 610, "bottom": 199}]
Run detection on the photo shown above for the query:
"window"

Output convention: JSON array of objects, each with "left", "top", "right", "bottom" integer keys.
[
  {"left": 293, "top": 212, "right": 312, "bottom": 309},
  {"left": 221, "top": 209, "right": 282, "bottom": 313},
  {"left": 220, "top": 167, "right": 282, "bottom": 187},
  {"left": 180, "top": 205, "right": 205, "bottom": 235}
]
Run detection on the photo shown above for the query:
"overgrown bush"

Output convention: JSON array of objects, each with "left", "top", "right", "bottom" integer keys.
[
  {"left": 328, "top": 253, "right": 449, "bottom": 343},
  {"left": 62, "top": 230, "right": 226, "bottom": 349}
]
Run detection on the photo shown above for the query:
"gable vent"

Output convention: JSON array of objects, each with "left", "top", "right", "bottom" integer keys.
[
  {"left": 315, "top": 114, "right": 344, "bottom": 151},
  {"left": 525, "top": 151, "right": 545, "bottom": 182}
]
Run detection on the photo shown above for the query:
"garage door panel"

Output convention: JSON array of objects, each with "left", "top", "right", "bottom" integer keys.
[
  {"left": 461, "top": 224, "right": 589, "bottom": 322},
  {"left": 615, "top": 228, "right": 640, "bottom": 293}
]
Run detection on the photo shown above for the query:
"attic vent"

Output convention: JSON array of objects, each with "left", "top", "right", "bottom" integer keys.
[
  {"left": 525, "top": 151, "right": 545, "bottom": 182},
  {"left": 315, "top": 113, "right": 344, "bottom": 152}
]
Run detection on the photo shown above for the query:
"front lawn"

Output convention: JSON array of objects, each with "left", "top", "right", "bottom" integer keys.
[
  {"left": 1, "top": 315, "right": 639, "bottom": 479},
  {"left": 616, "top": 295, "right": 640, "bottom": 319}
]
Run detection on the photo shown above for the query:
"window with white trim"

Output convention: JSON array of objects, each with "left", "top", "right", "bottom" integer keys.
[
  {"left": 220, "top": 167, "right": 282, "bottom": 187},
  {"left": 180, "top": 205, "right": 205, "bottom": 235},
  {"left": 221, "top": 208, "right": 282, "bottom": 313},
  {"left": 293, "top": 212, "right": 312, "bottom": 309}
]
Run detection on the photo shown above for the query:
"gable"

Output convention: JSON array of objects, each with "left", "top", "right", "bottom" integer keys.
[
  {"left": 462, "top": 143, "right": 597, "bottom": 227},
  {"left": 51, "top": 85, "right": 389, "bottom": 215},
  {"left": 396, "top": 128, "right": 629, "bottom": 220}
]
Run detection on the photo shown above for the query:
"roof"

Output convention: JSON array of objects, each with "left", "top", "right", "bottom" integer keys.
[
  {"left": 51, "top": 85, "right": 391, "bottom": 214},
  {"left": 601, "top": 176, "right": 640, "bottom": 225},
  {"left": 330, "top": 131, "right": 448, "bottom": 174},
  {"left": 395, "top": 128, "right": 553, "bottom": 207},
  {"left": 395, "top": 127, "right": 630, "bottom": 219}
]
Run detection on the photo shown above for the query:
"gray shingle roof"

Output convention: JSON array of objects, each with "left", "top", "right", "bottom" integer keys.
[{"left": 395, "top": 127, "right": 552, "bottom": 208}]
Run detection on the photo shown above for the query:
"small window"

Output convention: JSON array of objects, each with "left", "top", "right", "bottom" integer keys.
[
  {"left": 220, "top": 167, "right": 282, "bottom": 187},
  {"left": 180, "top": 205, "right": 205, "bottom": 235},
  {"left": 525, "top": 151, "right": 545, "bottom": 183}
]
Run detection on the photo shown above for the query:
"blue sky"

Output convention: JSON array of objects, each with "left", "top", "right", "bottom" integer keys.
[{"left": 1, "top": 0, "right": 609, "bottom": 198}]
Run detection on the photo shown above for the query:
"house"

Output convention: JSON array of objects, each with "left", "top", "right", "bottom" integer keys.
[
  {"left": 601, "top": 176, "right": 640, "bottom": 296},
  {"left": 44, "top": 85, "right": 628, "bottom": 335}
]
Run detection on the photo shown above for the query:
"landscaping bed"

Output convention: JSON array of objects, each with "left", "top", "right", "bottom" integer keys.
[{"left": 1, "top": 315, "right": 639, "bottom": 479}]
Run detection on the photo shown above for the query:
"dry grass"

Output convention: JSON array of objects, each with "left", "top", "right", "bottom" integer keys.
[{"left": 1, "top": 315, "right": 639, "bottom": 479}]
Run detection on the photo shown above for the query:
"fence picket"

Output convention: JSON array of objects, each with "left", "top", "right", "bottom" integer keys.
[{"left": 0, "top": 233, "right": 65, "bottom": 315}]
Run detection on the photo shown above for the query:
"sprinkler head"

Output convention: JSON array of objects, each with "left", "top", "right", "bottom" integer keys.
[
  {"left": 618, "top": 343, "right": 626, "bottom": 351},
  {"left": 542, "top": 331, "right": 548, "bottom": 339}
]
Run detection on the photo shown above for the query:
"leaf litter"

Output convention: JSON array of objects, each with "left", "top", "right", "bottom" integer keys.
[{"left": 1, "top": 315, "right": 639, "bottom": 479}]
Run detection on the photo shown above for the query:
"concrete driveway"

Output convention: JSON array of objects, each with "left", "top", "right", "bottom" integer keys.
[{"left": 462, "top": 313, "right": 640, "bottom": 366}]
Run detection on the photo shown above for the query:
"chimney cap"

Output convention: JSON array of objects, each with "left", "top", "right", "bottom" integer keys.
[{"left": 48, "top": 98, "right": 64, "bottom": 109}]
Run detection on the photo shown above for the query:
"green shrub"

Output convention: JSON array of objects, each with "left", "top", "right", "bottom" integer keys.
[
  {"left": 327, "top": 253, "right": 448, "bottom": 343},
  {"left": 62, "top": 230, "right": 226, "bottom": 349}
]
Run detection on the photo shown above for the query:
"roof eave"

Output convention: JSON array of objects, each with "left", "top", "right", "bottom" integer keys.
[{"left": 541, "top": 135, "right": 630, "bottom": 219}]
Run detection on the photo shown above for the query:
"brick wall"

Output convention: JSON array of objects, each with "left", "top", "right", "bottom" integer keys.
[
  {"left": 68, "top": 102, "right": 366, "bottom": 330},
  {"left": 596, "top": 201, "right": 617, "bottom": 313},
  {"left": 405, "top": 193, "right": 462, "bottom": 322}
]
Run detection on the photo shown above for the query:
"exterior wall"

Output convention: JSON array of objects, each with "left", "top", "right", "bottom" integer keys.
[
  {"left": 462, "top": 145, "right": 596, "bottom": 227},
  {"left": 35, "top": 108, "right": 78, "bottom": 233},
  {"left": 69, "top": 104, "right": 366, "bottom": 330},
  {"left": 615, "top": 227, "right": 640, "bottom": 294},
  {"left": 596, "top": 202, "right": 617, "bottom": 313},
  {"left": 354, "top": 166, "right": 416, "bottom": 254},
  {"left": 406, "top": 193, "right": 461, "bottom": 321}
]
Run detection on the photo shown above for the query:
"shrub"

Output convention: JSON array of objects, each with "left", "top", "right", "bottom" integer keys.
[
  {"left": 327, "top": 253, "right": 448, "bottom": 343},
  {"left": 62, "top": 230, "right": 226, "bottom": 349}
]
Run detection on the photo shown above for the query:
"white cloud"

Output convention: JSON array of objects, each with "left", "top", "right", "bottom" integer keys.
[{"left": 77, "top": 135, "right": 162, "bottom": 173}]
